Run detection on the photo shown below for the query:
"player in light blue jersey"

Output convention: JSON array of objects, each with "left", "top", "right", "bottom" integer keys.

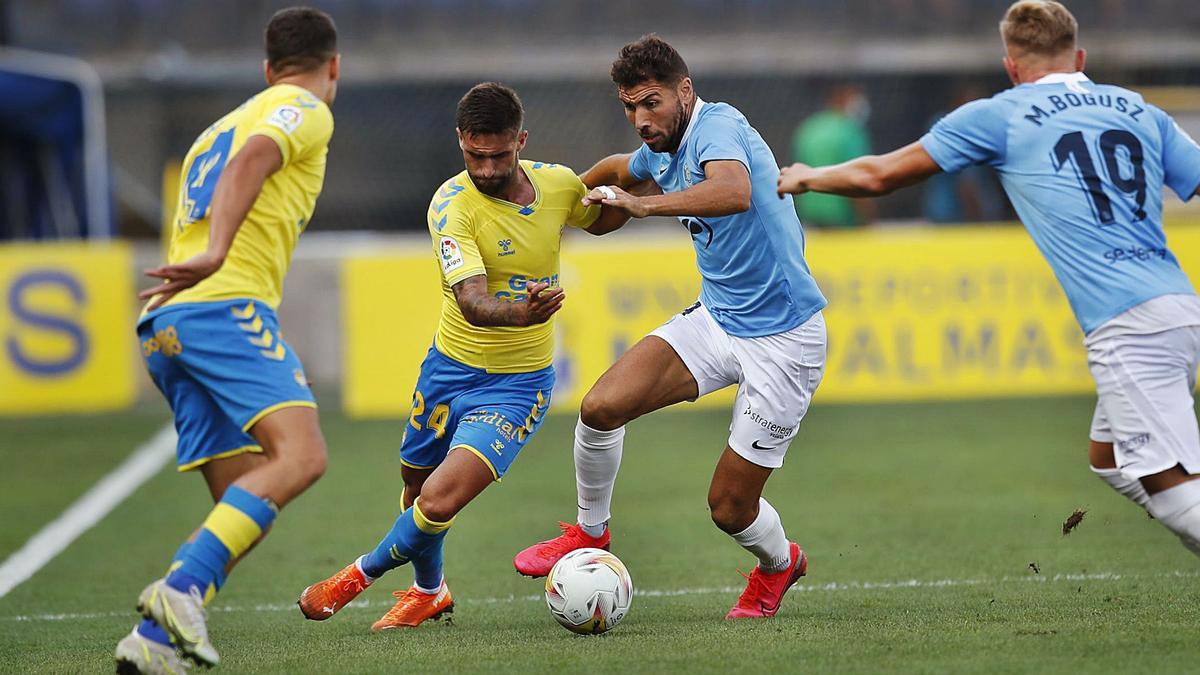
[
  {"left": 514, "top": 35, "right": 828, "bottom": 619},
  {"left": 778, "top": 0, "right": 1200, "bottom": 557}
]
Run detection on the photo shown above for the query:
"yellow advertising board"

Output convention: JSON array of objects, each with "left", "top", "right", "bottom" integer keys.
[
  {"left": 342, "top": 223, "right": 1200, "bottom": 418},
  {"left": 0, "top": 242, "right": 136, "bottom": 414}
]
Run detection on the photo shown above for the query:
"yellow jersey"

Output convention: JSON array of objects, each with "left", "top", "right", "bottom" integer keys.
[
  {"left": 161, "top": 83, "right": 334, "bottom": 310},
  {"left": 430, "top": 160, "right": 599, "bottom": 373}
]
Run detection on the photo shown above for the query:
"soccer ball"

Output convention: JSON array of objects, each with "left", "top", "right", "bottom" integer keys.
[{"left": 544, "top": 548, "right": 633, "bottom": 635}]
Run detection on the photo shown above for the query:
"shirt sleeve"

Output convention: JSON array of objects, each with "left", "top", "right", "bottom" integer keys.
[
  {"left": 429, "top": 196, "right": 486, "bottom": 287},
  {"left": 695, "top": 113, "right": 751, "bottom": 170},
  {"left": 247, "top": 90, "right": 334, "bottom": 168},
  {"left": 627, "top": 144, "right": 654, "bottom": 181},
  {"left": 564, "top": 171, "right": 601, "bottom": 229},
  {"left": 920, "top": 97, "right": 1008, "bottom": 172},
  {"left": 1153, "top": 104, "right": 1200, "bottom": 201}
]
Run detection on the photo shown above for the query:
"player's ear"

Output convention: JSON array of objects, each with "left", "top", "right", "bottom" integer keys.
[
  {"left": 455, "top": 128, "right": 464, "bottom": 149},
  {"left": 1075, "top": 48, "right": 1086, "bottom": 72},
  {"left": 263, "top": 59, "right": 272, "bottom": 86},
  {"left": 328, "top": 54, "right": 341, "bottom": 82},
  {"left": 516, "top": 130, "right": 529, "bottom": 151},
  {"left": 1001, "top": 56, "right": 1020, "bottom": 86},
  {"left": 678, "top": 77, "right": 694, "bottom": 104}
]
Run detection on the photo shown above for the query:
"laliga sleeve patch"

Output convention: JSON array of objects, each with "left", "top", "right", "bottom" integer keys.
[
  {"left": 440, "top": 236, "right": 465, "bottom": 275},
  {"left": 266, "top": 105, "right": 304, "bottom": 135}
]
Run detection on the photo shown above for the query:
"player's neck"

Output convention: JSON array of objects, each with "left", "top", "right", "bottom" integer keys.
[
  {"left": 271, "top": 73, "right": 330, "bottom": 102},
  {"left": 493, "top": 163, "right": 536, "bottom": 207},
  {"left": 1019, "top": 66, "right": 1079, "bottom": 85}
]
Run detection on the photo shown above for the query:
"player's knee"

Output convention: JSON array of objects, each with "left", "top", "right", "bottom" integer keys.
[
  {"left": 580, "top": 388, "right": 628, "bottom": 431},
  {"left": 415, "top": 492, "right": 460, "bottom": 524},
  {"left": 708, "top": 493, "right": 755, "bottom": 534},
  {"left": 295, "top": 441, "right": 328, "bottom": 487}
]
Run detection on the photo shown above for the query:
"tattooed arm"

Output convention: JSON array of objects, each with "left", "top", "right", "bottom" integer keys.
[{"left": 451, "top": 275, "right": 565, "bottom": 328}]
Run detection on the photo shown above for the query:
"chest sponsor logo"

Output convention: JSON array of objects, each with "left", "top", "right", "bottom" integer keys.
[{"left": 440, "top": 236, "right": 465, "bottom": 275}]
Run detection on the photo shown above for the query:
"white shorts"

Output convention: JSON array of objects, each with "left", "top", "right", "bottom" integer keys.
[
  {"left": 649, "top": 303, "right": 826, "bottom": 468},
  {"left": 1088, "top": 325, "right": 1200, "bottom": 478}
]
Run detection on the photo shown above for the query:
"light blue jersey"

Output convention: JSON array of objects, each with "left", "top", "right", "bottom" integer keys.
[
  {"left": 629, "top": 99, "right": 826, "bottom": 337},
  {"left": 921, "top": 72, "right": 1200, "bottom": 334}
]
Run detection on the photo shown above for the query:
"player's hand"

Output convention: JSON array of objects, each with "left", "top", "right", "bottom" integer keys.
[
  {"left": 777, "top": 163, "right": 816, "bottom": 198},
  {"left": 522, "top": 280, "right": 565, "bottom": 326},
  {"left": 139, "top": 251, "right": 225, "bottom": 311},
  {"left": 583, "top": 185, "right": 650, "bottom": 218}
]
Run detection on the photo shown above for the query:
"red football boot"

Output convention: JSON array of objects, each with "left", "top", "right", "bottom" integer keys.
[
  {"left": 513, "top": 522, "right": 610, "bottom": 578},
  {"left": 725, "top": 541, "right": 807, "bottom": 619}
]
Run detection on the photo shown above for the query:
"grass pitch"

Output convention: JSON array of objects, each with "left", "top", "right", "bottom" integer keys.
[{"left": 2, "top": 396, "right": 1199, "bottom": 673}]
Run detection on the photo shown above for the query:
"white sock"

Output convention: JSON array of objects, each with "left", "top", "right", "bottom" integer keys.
[
  {"left": 731, "top": 498, "right": 791, "bottom": 573},
  {"left": 1090, "top": 465, "right": 1150, "bottom": 509},
  {"left": 354, "top": 555, "right": 376, "bottom": 585},
  {"left": 1147, "top": 480, "right": 1200, "bottom": 558},
  {"left": 575, "top": 418, "right": 624, "bottom": 535}
]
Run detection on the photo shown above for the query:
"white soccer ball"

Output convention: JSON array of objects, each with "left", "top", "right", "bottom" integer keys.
[{"left": 544, "top": 547, "right": 633, "bottom": 635}]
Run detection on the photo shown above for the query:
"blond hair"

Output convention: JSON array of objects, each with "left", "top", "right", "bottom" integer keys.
[{"left": 1000, "top": 1, "right": 1077, "bottom": 57}]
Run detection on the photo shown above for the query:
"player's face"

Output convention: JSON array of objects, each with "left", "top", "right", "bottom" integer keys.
[
  {"left": 458, "top": 129, "right": 528, "bottom": 197},
  {"left": 619, "top": 78, "right": 693, "bottom": 154}
]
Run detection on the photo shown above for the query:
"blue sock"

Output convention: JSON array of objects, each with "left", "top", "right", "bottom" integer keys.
[
  {"left": 412, "top": 532, "right": 447, "bottom": 591},
  {"left": 361, "top": 500, "right": 454, "bottom": 580},
  {"left": 165, "top": 485, "right": 276, "bottom": 603}
]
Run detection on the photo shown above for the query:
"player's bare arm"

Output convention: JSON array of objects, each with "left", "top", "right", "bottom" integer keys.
[
  {"left": 451, "top": 274, "right": 564, "bottom": 327},
  {"left": 140, "top": 134, "right": 284, "bottom": 310},
  {"left": 776, "top": 140, "right": 941, "bottom": 199},
  {"left": 591, "top": 159, "right": 751, "bottom": 219}
]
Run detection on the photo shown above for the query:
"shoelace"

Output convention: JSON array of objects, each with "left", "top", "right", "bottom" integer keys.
[
  {"left": 337, "top": 570, "right": 365, "bottom": 594},
  {"left": 384, "top": 589, "right": 425, "bottom": 617},
  {"left": 181, "top": 585, "right": 209, "bottom": 639},
  {"left": 536, "top": 522, "right": 578, "bottom": 553},
  {"left": 734, "top": 568, "right": 771, "bottom": 607}
]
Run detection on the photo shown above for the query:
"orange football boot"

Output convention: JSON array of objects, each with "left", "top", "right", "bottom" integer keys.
[
  {"left": 725, "top": 541, "right": 807, "bottom": 619},
  {"left": 371, "top": 581, "right": 454, "bottom": 630},
  {"left": 298, "top": 561, "right": 369, "bottom": 621}
]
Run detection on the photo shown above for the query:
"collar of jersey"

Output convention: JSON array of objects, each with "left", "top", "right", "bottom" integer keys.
[
  {"left": 1033, "top": 71, "right": 1090, "bottom": 88},
  {"left": 468, "top": 161, "right": 542, "bottom": 213},
  {"left": 675, "top": 97, "right": 707, "bottom": 153}
]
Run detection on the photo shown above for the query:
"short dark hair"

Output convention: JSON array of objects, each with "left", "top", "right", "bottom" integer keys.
[
  {"left": 456, "top": 82, "right": 524, "bottom": 137},
  {"left": 265, "top": 7, "right": 337, "bottom": 74},
  {"left": 610, "top": 34, "right": 689, "bottom": 89}
]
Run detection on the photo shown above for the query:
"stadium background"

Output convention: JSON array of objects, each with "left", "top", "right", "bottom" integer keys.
[{"left": 5, "top": 2, "right": 1200, "bottom": 672}]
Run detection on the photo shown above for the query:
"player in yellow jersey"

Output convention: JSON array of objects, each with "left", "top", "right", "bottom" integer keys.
[
  {"left": 114, "top": 8, "right": 338, "bottom": 673},
  {"left": 298, "top": 82, "right": 627, "bottom": 630}
]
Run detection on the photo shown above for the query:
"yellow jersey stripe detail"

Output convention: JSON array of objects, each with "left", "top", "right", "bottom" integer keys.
[
  {"left": 454, "top": 443, "right": 501, "bottom": 482},
  {"left": 238, "top": 315, "right": 264, "bottom": 333},
  {"left": 230, "top": 301, "right": 256, "bottom": 319},
  {"left": 177, "top": 445, "right": 263, "bottom": 472},
  {"left": 412, "top": 499, "right": 455, "bottom": 535},
  {"left": 399, "top": 458, "right": 438, "bottom": 470},
  {"left": 248, "top": 328, "right": 274, "bottom": 348},
  {"left": 203, "top": 503, "right": 263, "bottom": 556},
  {"left": 242, "top": 400, "right": 317, "bottom": 432}
]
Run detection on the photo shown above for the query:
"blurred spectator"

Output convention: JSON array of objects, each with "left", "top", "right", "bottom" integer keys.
[
  {"left": 921, "top": 84, "right": 1008, "bottom": 224},
  {"left": 791, "top": 82, "right": 874, "bottom": 228}
]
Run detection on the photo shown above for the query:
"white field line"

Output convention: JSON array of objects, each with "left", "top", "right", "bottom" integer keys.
[
  {"left": 6, "top": 569, "right": 1198, "bottom": 623},
  {"left": 0, "top": 424, "right": 176, "bottom": 599}
]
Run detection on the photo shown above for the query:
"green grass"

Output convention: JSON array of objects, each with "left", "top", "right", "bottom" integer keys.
[{"left": 3, "top": 397, "right": 1199, "bottom": 673}]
